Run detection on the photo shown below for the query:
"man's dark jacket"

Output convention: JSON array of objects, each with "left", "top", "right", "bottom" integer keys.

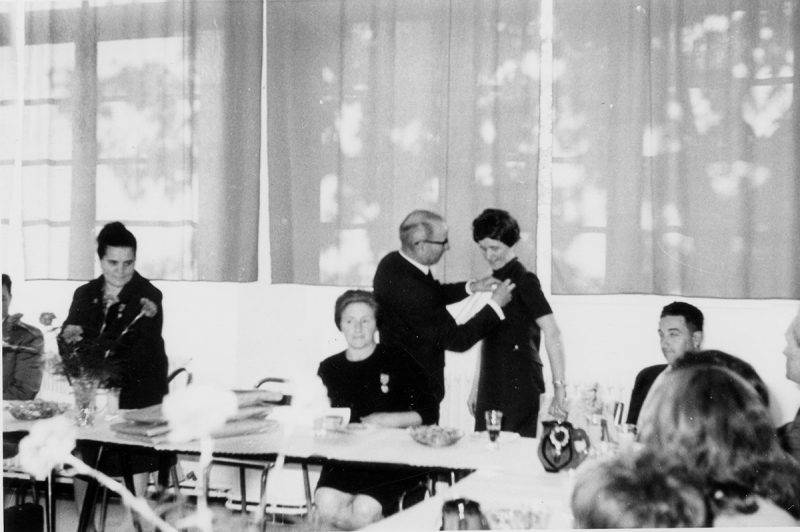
[
  {"left": 626, "top": 363, "right": 668, "bottom": 425},
  {"left": 373, "top": 251, "right": 500, "bottom": 416}
]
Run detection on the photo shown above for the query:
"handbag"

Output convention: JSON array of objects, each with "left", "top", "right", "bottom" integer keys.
[
  {"left": 538, "top": 420, "right": 591, "bottom": 473},
  {"left": 3, "top": 479, "right": 44, "bottom": 532}
]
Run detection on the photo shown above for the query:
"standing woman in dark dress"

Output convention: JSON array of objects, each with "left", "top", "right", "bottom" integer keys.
[
  {"left": 315, "top": 290, "right": 437, "bottom": 530},
  {"left": 468, "top": 209, "right": 568, "bottom": 437},
  {"left": 63, "top": 221, "right": 169, "bottom": 529}
]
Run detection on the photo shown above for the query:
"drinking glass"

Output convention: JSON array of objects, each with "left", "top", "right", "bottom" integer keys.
[{"left": 485, "top": 410, "right": 503, "bottom": 443}]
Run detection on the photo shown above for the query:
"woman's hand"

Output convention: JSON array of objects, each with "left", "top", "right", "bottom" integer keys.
[
  {"left": 360, "top": 411, "right": 422, "bottom": 428},
  {"left": 547, "top": 384, "right": 568, "bottom": 421},
  {"left": 467, "top": 388, "right": 477, "bottom": 416}
]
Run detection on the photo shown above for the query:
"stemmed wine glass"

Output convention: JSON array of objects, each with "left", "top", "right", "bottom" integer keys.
[{"left": 485, "top": 410, "right": 503, "bottom": 448}]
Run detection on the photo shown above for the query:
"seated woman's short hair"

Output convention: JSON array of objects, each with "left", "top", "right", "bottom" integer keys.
[
  {"left": 571, "top": 449, "right": 710, "bottom": 528},
  {"left": 97, "top": 221, "right": 137, "bottom": 258},
  {"left": 334, "top": 290, "right": 378, "bottom": 330},
  {"left": 638, "top": 365, "right": 800, "bottom": 520}
]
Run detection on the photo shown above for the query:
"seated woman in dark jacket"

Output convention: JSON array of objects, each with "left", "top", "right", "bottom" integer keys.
[
  {"left": 62, "top": 222, "right": 169, "bottom": 530},
  {"left": 315, "top": 290, "right": 437, "bottom": 530}
]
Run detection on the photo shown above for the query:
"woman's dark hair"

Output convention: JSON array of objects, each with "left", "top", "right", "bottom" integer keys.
[
  {"left": 97, "top": 222, "right": 137, "bottom": 259},
  {"left": 472, "top": 208, "right": 520, "bottom": 247},
  {"left": 638, "top": 365, "right": 800, "bottom": 519},
  {"left": 334, "top": 290, "right": 378, "bottom": 331},
  {"left": 673, "top": 350, "right": 770, "bottom": 408}
]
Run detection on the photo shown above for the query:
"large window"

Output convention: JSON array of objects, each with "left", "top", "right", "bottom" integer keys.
[
  {"left": 551, "top": 0, "right": 798, "bottom": 298},
  {"left": 1, "top": 0, "right": 262, "bottom": 281}
]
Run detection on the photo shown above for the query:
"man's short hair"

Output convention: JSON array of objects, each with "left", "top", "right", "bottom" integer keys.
[
  {"left": 2, "top": 273, "right": 10, "bottom": 295},
  {"left": 399, "top": 210, "right": 443, "bottom": 250},
  {"left": 660, "top": 301, "right": 704, "bottom": 332}
]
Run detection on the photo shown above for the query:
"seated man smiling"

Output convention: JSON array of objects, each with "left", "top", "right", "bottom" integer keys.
[{"left": 314, "top": 290, "right": 437, "bottom": 530}]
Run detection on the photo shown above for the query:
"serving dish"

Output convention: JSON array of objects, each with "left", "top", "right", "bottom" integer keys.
[
  {"left": 408, "top": 425, "right": 463, "bottom": 447},
  {"left": 8, "top": 399, "right": 70, "bottom": 420}
]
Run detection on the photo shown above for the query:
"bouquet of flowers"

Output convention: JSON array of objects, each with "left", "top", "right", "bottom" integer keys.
[{"left": 47, "top": 296, "right": 158, "bottom": 386}]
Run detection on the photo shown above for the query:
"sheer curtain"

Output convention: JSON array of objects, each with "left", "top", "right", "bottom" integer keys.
[
  {"left": 0, "top": 0, "right": 262, "bottom": 282},
  {"left": 267, "top": 0, "right": 542, "bottom": 286},
  {"left": 551, "top": 0, "right": 798, "bottom": 298}
]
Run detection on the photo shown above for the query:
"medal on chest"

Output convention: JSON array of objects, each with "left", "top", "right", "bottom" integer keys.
[{"left": 380, "top": 373, "right": 389, "bottom": 394}]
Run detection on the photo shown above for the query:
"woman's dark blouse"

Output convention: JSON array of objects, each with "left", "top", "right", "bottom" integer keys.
[
  {"left": 64, "top": 271, "right": 169, "bottom": 410},
  {"left": 476, "top": 258, "right": 552, "bottom": 432},
  {"left": 317, "top": 344, "right": 438, "bottom": 426}
]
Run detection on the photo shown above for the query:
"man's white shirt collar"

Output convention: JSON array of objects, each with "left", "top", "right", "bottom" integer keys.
[{"left": 399, "top": 250, "right": 430, "bottom": 276}]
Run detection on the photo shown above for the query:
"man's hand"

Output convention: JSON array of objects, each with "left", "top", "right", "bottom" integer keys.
[
  {"left": 471, "top": 276, "right": 502, "bottom": 292},
  {"left": 490, "top": 279, "right": 515, "bottom": 307}
]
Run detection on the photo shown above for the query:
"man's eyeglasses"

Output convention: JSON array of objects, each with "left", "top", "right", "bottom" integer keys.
[{"left": 421, "top": 238, "right": 449, "bottom": 247}]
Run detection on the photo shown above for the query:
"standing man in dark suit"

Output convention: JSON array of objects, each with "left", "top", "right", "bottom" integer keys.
[
  {"left": 373, "top": 210, "right": 515, "bottom": 422},
  {"left": 626, "top": 301, "right": 704, "bottom": 425}
]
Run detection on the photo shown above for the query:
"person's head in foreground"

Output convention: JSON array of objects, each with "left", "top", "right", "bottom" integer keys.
[
  {"left": 671, "top": 349, "right": 770, "bottom": 408},
  {"left": 571, "top": 448, "right": 710, "bottom": 528},
  {"left": 638, "top": 365, "right": 800, "bottom": 525},
  {"left": 658, "top": 301, "right": 703, "bottom": 365}
]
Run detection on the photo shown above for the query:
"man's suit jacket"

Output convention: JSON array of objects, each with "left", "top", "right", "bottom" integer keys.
[
  {"left": 626, "top": 363, "right": 668, "bottom": 425},
  {"left": 373, "top": 251, "right": 501, "bottom": 412}
]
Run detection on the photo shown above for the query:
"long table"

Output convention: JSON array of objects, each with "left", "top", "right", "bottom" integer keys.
[{"left": 4, "top": 411, "right": 576, "bottom": 530}]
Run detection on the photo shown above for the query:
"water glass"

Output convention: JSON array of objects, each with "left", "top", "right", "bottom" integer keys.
[{"left": 105, "top": 387, "right": 121, "bottom": 420}]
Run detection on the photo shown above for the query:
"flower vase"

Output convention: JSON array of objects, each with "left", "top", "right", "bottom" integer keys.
[{"left": 72, "top": 377, "right": 100, "bottom": 426}]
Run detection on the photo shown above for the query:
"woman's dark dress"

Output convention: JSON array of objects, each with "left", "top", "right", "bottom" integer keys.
[
  {"left": 474, "top": 258, "right": 552, "bottom": 437},
  {"left": 316, "top": 344, "right": 437, "bottom": 515},
  {"left": 65, "top": 271, "right": 169, "bottom": 475}
]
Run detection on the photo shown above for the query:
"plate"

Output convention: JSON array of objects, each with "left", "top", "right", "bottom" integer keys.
[
  {"left": 8, "top": 400, "right": 70, "bottom": 420},
  {"left": 408, "top": 425, "right": 464, "bottom": 448}
]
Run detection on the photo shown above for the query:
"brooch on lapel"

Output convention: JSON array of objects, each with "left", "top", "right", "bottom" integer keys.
[
  {"left": 380, "top": 373, "right": 389, "bottom": 394},
  {"left": 117, "top": 303, "right": 126, "bottom": 320}
]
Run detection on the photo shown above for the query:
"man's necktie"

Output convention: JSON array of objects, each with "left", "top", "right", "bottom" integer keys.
[{"left": 426, "top": 270, "right": 434, "bottom": 283}]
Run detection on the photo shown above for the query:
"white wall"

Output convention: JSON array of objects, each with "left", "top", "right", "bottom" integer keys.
[{"left": 13, "top": 278, "right": 800, "bottom": 427}]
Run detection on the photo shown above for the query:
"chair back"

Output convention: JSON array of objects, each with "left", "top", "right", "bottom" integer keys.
[
  {"left": 254, "top": 377, "right": 291, "bottom": 406},
  {"left": 168, "top": 367, "right": 193, "bottom": 394}
]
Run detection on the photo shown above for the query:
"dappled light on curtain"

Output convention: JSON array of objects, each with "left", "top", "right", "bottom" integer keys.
[
  {"left": 0, "top": 0, "right": 261, "bottom": 282},
  {"left": 551, "top": 0, "right": 798, "bottom": 298},
  {"left": 267, "top": 0, "right": 541, "bottom": 286}
]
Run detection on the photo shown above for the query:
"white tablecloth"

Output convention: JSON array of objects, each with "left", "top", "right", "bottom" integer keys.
[{"left": 365, "top": 468, "right": 575, "bottom": 530}]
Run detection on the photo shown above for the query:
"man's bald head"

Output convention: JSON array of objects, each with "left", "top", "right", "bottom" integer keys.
[{"left": 399, "top": 210, "right": 449, "bottom": 266}]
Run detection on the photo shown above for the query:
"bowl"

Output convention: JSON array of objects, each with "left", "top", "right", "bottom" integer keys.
[
  {"left": 408, "top": 425, "right": 464, "bottom": 447},
  {"left": 9, "top": 400, "right": 70, "bottom": 420}
]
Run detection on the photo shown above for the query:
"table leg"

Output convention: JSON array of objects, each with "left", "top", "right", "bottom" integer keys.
[
  {"left": 77, "top": 445, "right": 104, "bottom": 532},
  {"left": 45, "top": 471, "right": 56, "bottom": 532}
]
